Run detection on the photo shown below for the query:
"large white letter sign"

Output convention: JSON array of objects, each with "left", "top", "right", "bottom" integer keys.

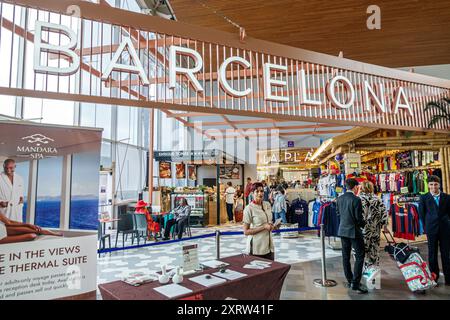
[
  {"left": 169, "top": 45, "right": 203, "bottom": 92},
  {"left": 219, "top": 56, "right": 251, "bottom": 97},
  {"left": 34, "top": 21, "right": 80, "bottom": 75},
  {"left": 263, "top": 63, "right": 289, "bottom": 102},
  {"left": 299, "top": 69, "right": 321, "bottom": 105},
  {"left": 102, "top": 37, "right": 149, "bottom": 85},
  {"left": 393, "top": 87, "right": 413, "bottom": 116},
  {"left": 326, "top": 75, "right": 355, "bottom": 109},
  {"left": 363, "top": 81, "right": 386, "bottom": 113}
]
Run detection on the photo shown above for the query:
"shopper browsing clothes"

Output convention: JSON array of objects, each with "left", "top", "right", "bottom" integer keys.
[
  {"left": 244, "top": 177, "right": 252, "bottom": 205},
  {"left": 233, "top": 186, "right": 244, "bottom": 223},
  {"left": 359, "top": 181, "right": 388, "bottom": 278},
  {"left": 163, "top": 198, "right": 191, "bottom": 240},
  {"left": 243, "top": 182, "right": 278, "bottom": 261},
  {"left": 224, "top": 182, "right": 236, "bottom": 223},
  {"left": 336, "top": 178, "right": 367, "bottom": 294},
  {"left": 272, "top": 187, "right": 287, "bottom": 224},
  {"left": 418, "top": 175, "right": 450, "bottom": 286},
  {"left": 0, "top": 212, "right": 62, "bottom": 244}
]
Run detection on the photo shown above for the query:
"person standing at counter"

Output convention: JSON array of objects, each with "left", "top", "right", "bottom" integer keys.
[
  {"left": 243, "top": 182, "right": 277, "bottom": 261},
  {"left": 163, "top": 198, "right": 191, "bottom": 240},
  {"left": 0, "top": 159, "right": 25, "bottom": 222},
  {"left": 224, "top": 182, "right": 236, "bottom": 223},
  {"left": 244, "top": 177, "right": 252, "bottom": 205}
]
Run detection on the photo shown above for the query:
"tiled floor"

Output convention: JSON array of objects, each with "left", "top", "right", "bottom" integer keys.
[
  {"left": 97, "top": 226, "right": 450, "bottom": 300},
  {"left": 280, "top": 241, "right": 450, "bottom": 300}
]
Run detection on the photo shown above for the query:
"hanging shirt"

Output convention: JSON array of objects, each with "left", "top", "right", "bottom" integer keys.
[
  {"left": 390, "top": 203, "right": 420, "bottom": 240},
  {"left": 289, "top": 198, "right": 309, "bottom": 227}
]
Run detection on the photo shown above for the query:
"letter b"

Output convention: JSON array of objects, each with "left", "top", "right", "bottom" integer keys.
[{"left": 34, "top": 21, "right": 80, "bottom": 76}]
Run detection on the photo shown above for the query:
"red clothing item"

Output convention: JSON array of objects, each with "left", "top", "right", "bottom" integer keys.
[{"left": 244, "top": 183, "right": 252, "bottom": 197}]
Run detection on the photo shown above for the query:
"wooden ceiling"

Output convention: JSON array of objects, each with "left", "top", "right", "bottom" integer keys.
[{"left": 168, "top": 0, "right": 450, "bottom": 68}]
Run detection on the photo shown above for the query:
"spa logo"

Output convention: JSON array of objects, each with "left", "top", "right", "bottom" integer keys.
[
  {"left": 22, "top": 133, "right": 55, "bottom": 146},
  {"left": 17, "top": 134, "right": 58, "bottom": 159}
]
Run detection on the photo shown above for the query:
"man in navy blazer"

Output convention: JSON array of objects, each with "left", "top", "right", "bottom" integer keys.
[
  {"left": 336, "top": 178, "right": 367, "bottom": 294},
  {"left": 418, "top": 175, "right": 450, "bottom": 286}
]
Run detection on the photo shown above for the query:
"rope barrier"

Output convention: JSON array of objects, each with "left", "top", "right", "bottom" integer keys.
[{"left": 97, "top": 226, "right": 319, "bottom": 254}]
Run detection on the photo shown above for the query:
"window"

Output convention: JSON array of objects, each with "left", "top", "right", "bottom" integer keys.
[
  {"left": 70, "top": 152, "right": 100, "bottom": 230},
  {"left": 35, "top": 157, "right": 63, "bottom": 228}
]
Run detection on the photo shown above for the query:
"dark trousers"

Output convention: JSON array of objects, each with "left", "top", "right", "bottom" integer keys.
[
  {"left": 251, "top": 252, "right": 275, "bottom": 261},
  {"left": 226, "top": 203, "right": 234, "bottom": 221},
  {"left": 427, "top": 231, "right": 450, "bottom": 283},
  {"left": 341, "top": 236, "right": 365, "bottom": 287},
  {"left": 164, "top": 218, "right": 187, "bottom": 239}
]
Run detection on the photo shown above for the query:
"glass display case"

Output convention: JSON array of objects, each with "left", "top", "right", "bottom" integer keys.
[{"left": 170, "top": 192, "right": 209, "bottom": 227}]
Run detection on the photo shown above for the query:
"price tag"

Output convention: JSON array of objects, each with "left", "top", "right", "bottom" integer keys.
[{"left": 400, "top": 187, "right": 409, "bottom": 194}]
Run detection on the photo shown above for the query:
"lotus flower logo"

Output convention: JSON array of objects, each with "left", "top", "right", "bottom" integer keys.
[{"left": 22, "top": 134, "right": 55, "bottom": 146}]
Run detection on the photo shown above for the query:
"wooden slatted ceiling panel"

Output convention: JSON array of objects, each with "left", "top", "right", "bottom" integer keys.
[{"left": 168, "top": 0, "right": 450, "bottom": 68}]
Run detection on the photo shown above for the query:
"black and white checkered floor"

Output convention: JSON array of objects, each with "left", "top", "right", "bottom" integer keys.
[
  {"left": 97, "top": 225, "right": 340, "bottom": 285},
  {"left": 97, "top": 225, "right": 450, "bottom": 300}
]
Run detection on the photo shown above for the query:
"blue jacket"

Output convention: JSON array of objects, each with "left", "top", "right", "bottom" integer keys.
[{"left": 418, "top": 192, "right": 450, "bottom": 235}]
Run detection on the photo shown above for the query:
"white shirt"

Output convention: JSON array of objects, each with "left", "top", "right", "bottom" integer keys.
[
  {"left": 0, "top": 172, "right": 25, "bottom": 222},
  {"left": 243, "top": 201, "right": 274, "bottom": 255},
  {"left": 225, "top": 187, "right": 236, "bottom": 204}
]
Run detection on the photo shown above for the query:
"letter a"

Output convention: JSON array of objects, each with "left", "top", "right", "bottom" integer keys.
[{"left": 102, "top": 37, "right": 149, "bottom": 85}]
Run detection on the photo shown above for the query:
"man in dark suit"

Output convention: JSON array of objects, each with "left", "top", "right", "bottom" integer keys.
[
  {"left": 418, "top": 175, "right": 450, "bottom": 286},
  {"left": 336, "top": 178, "right": 367, "bottom": 293}
]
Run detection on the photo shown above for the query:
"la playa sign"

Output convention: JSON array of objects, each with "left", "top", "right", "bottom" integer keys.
[
  {"left": 0, "top": 0, "right": 449, "bottom": 133},
  {"left": 33, "top": 21, "right": 413, "bottom": 117}
]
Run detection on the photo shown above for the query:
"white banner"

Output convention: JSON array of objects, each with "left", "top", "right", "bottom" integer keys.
[{"left": 0, "top": 232, "right": 97, "bottom": 300}]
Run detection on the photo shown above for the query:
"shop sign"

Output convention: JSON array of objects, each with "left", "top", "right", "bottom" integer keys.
[
  {"left": 154, "top": 150, "right": 219, "bottom": 161},
  {"left": 31, "top": 20, "right": 414, "bottom": 115},
  {"left": 0, "top": 0, "right": 449, "bottom": 132},
  {"left": 259, "top": 149, "right": 309, "bottom": 165},
  {"left": 16, "top": 134, "right": 58, "bottom": 159}
]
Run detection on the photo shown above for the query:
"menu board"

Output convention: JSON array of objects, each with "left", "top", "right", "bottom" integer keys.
[
  {"left": 182, "top": 244, "right": 199, "bottom": 273},
  {"left": 159, "top": 161, "right": 171, "bottom": 178},
  {"left": 188, "top": 165, "right": 197, "bottom": 181},
  {"left": 176, "top": 163, "right": 186, "bottom": 179},
  {"left": 219, "top": 165, "right": 240, "bottom": 179}
]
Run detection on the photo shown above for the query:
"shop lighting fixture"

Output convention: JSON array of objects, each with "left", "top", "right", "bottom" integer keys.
[{"left": 310, "top": 139, "right": 333, "bottom": 161}]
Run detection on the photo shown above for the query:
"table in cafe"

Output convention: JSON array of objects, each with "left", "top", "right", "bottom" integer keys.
[
  {"left": 98, "top": 218, "right": 120, "bottom": 236},
  {"left": 98, "top": 254, "right": 291, "bottom": 300}
]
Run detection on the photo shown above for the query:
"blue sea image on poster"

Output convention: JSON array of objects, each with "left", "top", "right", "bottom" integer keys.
[{"left": 18, "top": 152, "right": 101, "bottom": 230}]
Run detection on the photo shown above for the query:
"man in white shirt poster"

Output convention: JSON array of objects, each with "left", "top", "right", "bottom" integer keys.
[{"left": 0, "top": 159, "right": 25, "bottom": 222}]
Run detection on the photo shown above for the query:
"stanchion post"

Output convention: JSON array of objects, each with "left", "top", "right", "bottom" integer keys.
[
  {"left": 313, "top": 224, "right": 337, "bottom": 287},
  {"left": 215, "top": 230, "right": 220, "bottom": 260}
]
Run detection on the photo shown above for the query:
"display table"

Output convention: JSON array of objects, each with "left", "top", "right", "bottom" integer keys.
[{"left": 98, "top": 255, "right": 290, "bottom": 300}]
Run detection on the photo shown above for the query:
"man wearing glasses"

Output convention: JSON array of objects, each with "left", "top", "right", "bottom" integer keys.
[
  {"left": 0, "top": 159, "right": 25, "bottom": 222},
  {"left": 419, "top": 175, "right": 450, "bottom": 286}
]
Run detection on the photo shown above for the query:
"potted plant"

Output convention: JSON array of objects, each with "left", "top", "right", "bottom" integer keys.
[{"left": 425, "top": 97, "right": 450, "bottom": 128}]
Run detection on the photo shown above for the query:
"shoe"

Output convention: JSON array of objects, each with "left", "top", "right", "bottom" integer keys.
[
  {"left": 445, "top": 283, "right": 450, "bottom": 286},
  {"left": 162, "top": 237, "right": 170, "bottom": 241},
  {"left": 343, "top": 281, "right": 352, "bottom": 288},
  {"left": 352, "top": 285, "right": 368, "bottom": 294}
]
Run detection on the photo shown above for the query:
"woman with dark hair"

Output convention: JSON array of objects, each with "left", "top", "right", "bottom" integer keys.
[
  {"left": 0, "top": 212, "right": 62, "bottom": 244},
  {"left": 242, "top": 182, "right": 277, "bottom": 260}
]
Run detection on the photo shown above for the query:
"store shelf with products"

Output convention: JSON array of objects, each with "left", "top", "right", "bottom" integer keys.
[{"left": 170, "top": 191, "right": 209, "bottom": 227}]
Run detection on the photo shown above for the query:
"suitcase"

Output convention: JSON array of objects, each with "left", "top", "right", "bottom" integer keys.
[{"left": 383, "top": 230, "right": 436, "bottom": 292}]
